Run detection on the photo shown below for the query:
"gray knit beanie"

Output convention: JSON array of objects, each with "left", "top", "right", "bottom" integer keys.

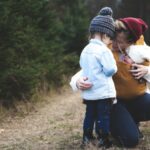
[
  {"left": 89, "top": 7, "right": 115, "bottom": 39},
  {"left": 99, "top": 7, "right": 113, "bottom": 17}
]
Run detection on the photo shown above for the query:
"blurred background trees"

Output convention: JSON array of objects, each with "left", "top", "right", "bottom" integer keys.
[
  {"left": 0, "top": 0, "right": 89, "bottom": 104},
  {"left": 0, "top": 0, "right": 149, "bottom": 104},
  {"left": 86, "top": 0, "right": 150, "bottom": 43}
]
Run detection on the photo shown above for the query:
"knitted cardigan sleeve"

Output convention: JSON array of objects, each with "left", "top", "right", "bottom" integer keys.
[{"left": 69, "top": 70, "right": 82, "bottom": 92}]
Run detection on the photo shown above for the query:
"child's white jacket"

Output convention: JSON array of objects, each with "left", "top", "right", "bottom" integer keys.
[{"left": 79, "top": 39, "right": 117, "bottom": 100}]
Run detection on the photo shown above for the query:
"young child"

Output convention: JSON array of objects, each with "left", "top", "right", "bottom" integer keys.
[{"left": 79, "top": 7, "right": 117, "bottom": 148}]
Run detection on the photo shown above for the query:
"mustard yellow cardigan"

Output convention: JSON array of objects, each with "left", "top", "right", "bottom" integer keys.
[{"left": 113, "top": 36, "right": 149, "bottom": 99}]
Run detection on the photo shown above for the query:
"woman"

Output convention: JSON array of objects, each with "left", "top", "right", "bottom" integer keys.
[{"left": 70, "top": 17, "right": 150, "bottom": 148}]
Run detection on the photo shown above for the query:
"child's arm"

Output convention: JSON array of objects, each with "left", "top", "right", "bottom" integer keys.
[{"left": 100, "top": 50, "right": 117, "bottom": 76}]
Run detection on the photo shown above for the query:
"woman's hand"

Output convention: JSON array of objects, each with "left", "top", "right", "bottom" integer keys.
[
  {"left": 76, "top": 77, "right": 93, "bottom": 90},
  {"left": 130, "top": 63, "right": 149, "bottom": 79}
]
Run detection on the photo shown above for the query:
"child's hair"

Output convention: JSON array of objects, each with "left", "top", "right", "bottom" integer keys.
[
  {"left": 89, "top": 7, "right": 115, "bottom": 39},
  {"left": 89, "top": 32, "right": 109, "bottom": 40}
]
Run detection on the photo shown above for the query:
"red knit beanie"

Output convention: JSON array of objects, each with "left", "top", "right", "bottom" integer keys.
[{"left": 119, "top": 17, "right": 148, "bottom": 42}]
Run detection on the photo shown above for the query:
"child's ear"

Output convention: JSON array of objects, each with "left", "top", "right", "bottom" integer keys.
[
  {"left": 102, "top": 34, "right": 107, "bottom": 40},
  {"left": 103, "top": 34, "right": 107, "bottom": 39},
  {"left": 104, "top": 34, "right": 110, "bottom": 40}
]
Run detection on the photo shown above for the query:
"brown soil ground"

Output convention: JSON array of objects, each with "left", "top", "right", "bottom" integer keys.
[{"left": 0, "top": 88, "right": 149, "bottom": 150}]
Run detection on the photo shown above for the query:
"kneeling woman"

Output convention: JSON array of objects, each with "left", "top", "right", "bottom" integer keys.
[{"left": 70, "top": 17, "right": 150, "bottom": 148}]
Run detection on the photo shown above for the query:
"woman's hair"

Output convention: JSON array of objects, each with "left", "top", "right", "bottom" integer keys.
[{"left": 115, "top": 20, "right": 135, "bottom": 43}]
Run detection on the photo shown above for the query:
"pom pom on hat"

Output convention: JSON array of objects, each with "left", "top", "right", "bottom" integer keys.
[
  {"left": 119, "top": 17, "right": 148, "bottom": 42},
  {"left": 99, "top": 7, "right": 113, "bottom": 17},
  {"left": 89, "top": 7, "right": 115, "bottom": 38}
]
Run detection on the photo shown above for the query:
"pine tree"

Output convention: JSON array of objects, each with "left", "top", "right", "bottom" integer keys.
[{"left": 0, "top": 0, "right": 89, "bottom": 103}]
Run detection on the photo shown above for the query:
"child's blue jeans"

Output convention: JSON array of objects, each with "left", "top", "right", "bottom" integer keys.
[{"left": 83, "top": 99, "right": 112, "bottom": 135}]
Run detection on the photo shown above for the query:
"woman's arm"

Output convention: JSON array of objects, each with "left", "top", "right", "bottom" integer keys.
[
  {"left": 70, "top": 70, "right": 82, "bottom": 91},
  {"left": 69, "top": 70, "right": 93, "bottom": 91}
]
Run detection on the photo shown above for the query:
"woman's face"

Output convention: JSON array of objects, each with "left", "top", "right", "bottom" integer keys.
[
  {"left": 115, "top": 32, "right": 131, "bottom": 50},
  {"left": 112, "top": 40, "right": 119, "bottom": 51}
]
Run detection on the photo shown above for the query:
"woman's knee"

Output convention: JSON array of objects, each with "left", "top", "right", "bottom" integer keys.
[
  {"left": 116, "top": 134, "right": 139, "bottom": 148},
  {"left": 110, "top": 102, "right": 139, "bottom": 147}
]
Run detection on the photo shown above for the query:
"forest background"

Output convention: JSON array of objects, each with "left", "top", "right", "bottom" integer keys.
[{"left": 0, "top": 0, "right": 149, "bottom": 106}]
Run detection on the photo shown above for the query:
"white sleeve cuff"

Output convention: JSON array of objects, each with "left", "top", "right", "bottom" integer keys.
[{"left": 70, "top": 70, "right": 82, "bottom": 92}]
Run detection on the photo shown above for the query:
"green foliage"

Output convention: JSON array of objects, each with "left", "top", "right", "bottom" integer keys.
[{"left": 0, "top": 0, "right": 89, "bottom": 102}]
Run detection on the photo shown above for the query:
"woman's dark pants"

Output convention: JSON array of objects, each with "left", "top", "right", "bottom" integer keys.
[{"left": 110, "top": 93, "right": 150, "bottom": 147}]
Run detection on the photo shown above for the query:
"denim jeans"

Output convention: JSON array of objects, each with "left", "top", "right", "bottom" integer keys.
[
  {"left": 83, "top": 99, "right": 112, "bottom": 135},
  {"left": 110, "top": 93, "right": 150, "bottom": 147}
]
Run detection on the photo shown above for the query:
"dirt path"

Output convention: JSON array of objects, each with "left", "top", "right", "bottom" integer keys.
[
  {"left": 0, "top": 89, "right": 85, "bottom": 150},
  {"left": 0, "top": 88, "right": 149, "bottom": 150}
]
